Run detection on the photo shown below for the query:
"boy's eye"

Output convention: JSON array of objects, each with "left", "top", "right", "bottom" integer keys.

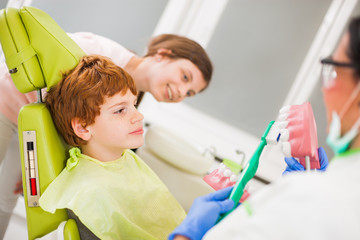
[{"left": 114, "top": 108, "right": 124, "bottom": 114}]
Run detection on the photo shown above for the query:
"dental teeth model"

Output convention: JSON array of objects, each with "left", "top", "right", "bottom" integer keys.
[
  {"left": 203, "top": 163, "right": 238, "bottom": 190},
  {"left": 277, "top": 102, "right": 320, "bottom": 169},
  {"left": 212, "top": 102, "right": 320, "bottom": 223},
  {"left": 203, "top": 163, "right": 250, "bottom": 203}
]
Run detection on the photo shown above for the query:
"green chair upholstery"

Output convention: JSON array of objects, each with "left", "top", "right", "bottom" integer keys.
[
  {"left": 0, "top": 7, "right": 84, "bottom": 92},
  {"left": 0, "top": 6, "right": 85, "bottom": 240},
  {"left": 18, "top": 104, "right": 78, "bottom": 239}
]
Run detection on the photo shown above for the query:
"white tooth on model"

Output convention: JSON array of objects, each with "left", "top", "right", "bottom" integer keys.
[
  {"left": 277, "top": 121, "right": 289, "bottom": 129},
  {"left": 279, "top": 129, "right": 289, "bottom": 141},
  {"left": 277, "top": 113, "right": 289, "bottom": 122},
  {"left": 218, "top": 163, "right": 225, "bottom": 169},
  {"left": 219, "top": 164, "right": 227, "bottom": 173},
  {"left": 281, "top": 142, "right": 292, "bottom": 157},
  {"left": 224, "top": 169, "right": 232, "bottom": 177},
  {"left": 230, "top": 175, "right": 238, "bottom": 182},
  {"left": 279, "top": 105, "right": 291, "bottom": 114}
]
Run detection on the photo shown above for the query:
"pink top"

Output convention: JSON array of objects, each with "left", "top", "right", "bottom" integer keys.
[{"left": 0, "top": 32, "right": 135, "bottom": 125}]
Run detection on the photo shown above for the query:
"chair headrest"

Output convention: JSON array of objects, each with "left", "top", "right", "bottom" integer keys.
[{"left": 0, "top": 7, "right": 85, "bottom": 93}]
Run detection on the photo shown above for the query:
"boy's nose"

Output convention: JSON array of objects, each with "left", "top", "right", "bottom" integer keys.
[{"left": 131, "top": 110, "right": 144, "bottom": 123}]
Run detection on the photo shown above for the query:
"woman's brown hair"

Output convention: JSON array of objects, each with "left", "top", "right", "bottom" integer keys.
[{"left": 145, "top": 34, "right": 213, "bottom": 87}]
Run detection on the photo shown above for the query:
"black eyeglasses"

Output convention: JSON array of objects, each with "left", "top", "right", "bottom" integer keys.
[
  {"left": 320, "top": 57, "right": 356, "bottom": 68},
  {"left": 320, "top": 56, "right": 356, "bottom": 88}
]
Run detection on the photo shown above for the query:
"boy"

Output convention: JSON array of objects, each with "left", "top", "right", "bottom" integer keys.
[{"left": 39, "top": 55, "right": 186, "bottom": 240}]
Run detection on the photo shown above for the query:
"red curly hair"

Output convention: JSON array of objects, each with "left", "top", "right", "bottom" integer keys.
[{"left": 45, "top": 54, "right": 137, "bottom": 146}]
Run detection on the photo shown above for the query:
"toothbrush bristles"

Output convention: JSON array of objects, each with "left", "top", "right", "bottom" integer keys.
[{"left": 265, "top": 122, "right": 281, "bottom": 145}]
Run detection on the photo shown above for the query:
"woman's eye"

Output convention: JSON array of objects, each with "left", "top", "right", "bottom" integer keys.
[
  {"left": 186, "top": 90, "right": 195, "bottom": 97},
  {"left": 183, "top": 74, "right": 189, "bottom": 82}
]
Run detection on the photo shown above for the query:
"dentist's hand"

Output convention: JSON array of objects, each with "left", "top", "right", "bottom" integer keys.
[
  {"left": 283, "top": 147, "right": 328, "bottom": 175},
  {"left": 168, "top": 187, "right": 235, "bottom": 240}
]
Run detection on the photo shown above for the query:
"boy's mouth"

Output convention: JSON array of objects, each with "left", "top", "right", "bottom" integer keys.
[{"left": 130, "top": 128, "right": 144, "bottom": 135}]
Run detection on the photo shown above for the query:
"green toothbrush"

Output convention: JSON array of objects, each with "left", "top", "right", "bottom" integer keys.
[{"left": 217, "top": 120, "right": 280, "bottom": 222}]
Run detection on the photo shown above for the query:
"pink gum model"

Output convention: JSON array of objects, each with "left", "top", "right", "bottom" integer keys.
[
  {"left": 203, "top": 164, "right": 250, "bottom": 202},
  {"left": 203, "top": 167, "right": 235, "bottom": 191},
  {"left": 278, "top": 102, "right": 320, "bottom": 169}
]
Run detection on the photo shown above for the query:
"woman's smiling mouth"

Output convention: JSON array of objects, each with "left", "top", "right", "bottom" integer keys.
[{"left": 167, "top": 84, "right": 173, "bottom": 100}]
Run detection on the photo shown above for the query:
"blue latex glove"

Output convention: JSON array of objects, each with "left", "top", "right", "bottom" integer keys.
[
  {"left": 168, "top": 187, "right": 235, "bottom": 240},
  {"left": 283, "top": 147, "right": 328, "bottom": 175}
]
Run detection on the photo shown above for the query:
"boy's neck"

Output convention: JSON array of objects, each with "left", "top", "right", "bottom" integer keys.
[{"left": 81, "top": 144, "right": 125, "bottom": 162}]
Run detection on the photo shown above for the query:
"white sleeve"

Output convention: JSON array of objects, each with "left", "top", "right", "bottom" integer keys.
[
  {"left": 203, "top": 172, "right": 350, "bottom": 240},
  {"left": 67, "top": 32, "right": 135, "bottom": 68}
]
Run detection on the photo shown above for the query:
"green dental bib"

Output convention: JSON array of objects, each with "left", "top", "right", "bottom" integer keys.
[{"left": 39, "top": 148, "right": 186, "bottom": 240}]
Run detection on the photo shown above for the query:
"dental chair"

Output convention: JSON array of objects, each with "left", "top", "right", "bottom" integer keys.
[{"left": 0, "top": 6, "right": 85, "bottom": 239}]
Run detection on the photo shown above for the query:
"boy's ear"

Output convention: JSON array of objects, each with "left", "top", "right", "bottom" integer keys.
[{"left": 71, "top": 118, "right": 91, "bottom": 141}]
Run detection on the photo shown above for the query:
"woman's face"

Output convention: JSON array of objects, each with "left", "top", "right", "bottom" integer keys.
[
  {"left": 146, "top": 56, "right": 207, "bottom": 102},
  {"left": 322, "top": 33, "right": 359, "bottom": 134}
]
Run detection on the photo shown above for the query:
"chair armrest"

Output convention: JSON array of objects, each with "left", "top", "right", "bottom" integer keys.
[{"left": 64, "top": 219, "right": 80, "bottom": 240}]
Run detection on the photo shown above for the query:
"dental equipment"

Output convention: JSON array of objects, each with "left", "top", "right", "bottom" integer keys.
[
  {"left": 217, "top": 120, "right": 281, "bottom": 222},
  {"left": 217, "top": 102, "right": 320, "bottom": 222},
  {"left": 278, "top": 102, "right": 320, "bottom": 170},
  {"left": 145, "top": 126, "right": 213, "bottom": 175},
  {"left": 203, "top": 163, "right": 239, "bottom": 190}
]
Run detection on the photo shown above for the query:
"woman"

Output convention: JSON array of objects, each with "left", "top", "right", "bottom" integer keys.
[
  {"left": 0, "top": 32, "right": 212, "bottom": 238},
  {"left": 169, "top": 16, "right": 360, "bottom": 240}
]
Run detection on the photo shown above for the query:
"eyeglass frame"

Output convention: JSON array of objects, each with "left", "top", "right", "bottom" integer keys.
[
  {"left": 320, "top": 56, "right": 356, "bottom": 88},
  {"left": 320, "top": 57, "right": 356, "bottom": 68}
]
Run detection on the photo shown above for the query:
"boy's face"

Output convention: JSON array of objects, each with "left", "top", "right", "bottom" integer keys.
[{"left": 84, "top": 90, "right": 144, "bottom": 161}]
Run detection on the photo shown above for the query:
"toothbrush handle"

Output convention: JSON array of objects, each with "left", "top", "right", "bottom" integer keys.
[
  {"left": 229, "top": 142, "right": 265, "bottom": 203},
  {"left": 217, "top": 121, "right": 274, "bottom": 223},
  {"left": 216, "top": 140, "right": 266, "bottom": 222}
]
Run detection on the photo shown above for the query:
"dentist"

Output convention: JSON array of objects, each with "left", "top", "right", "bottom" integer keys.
[{"left": 169, "top": 15, "right": 360, "bottom": 240}]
